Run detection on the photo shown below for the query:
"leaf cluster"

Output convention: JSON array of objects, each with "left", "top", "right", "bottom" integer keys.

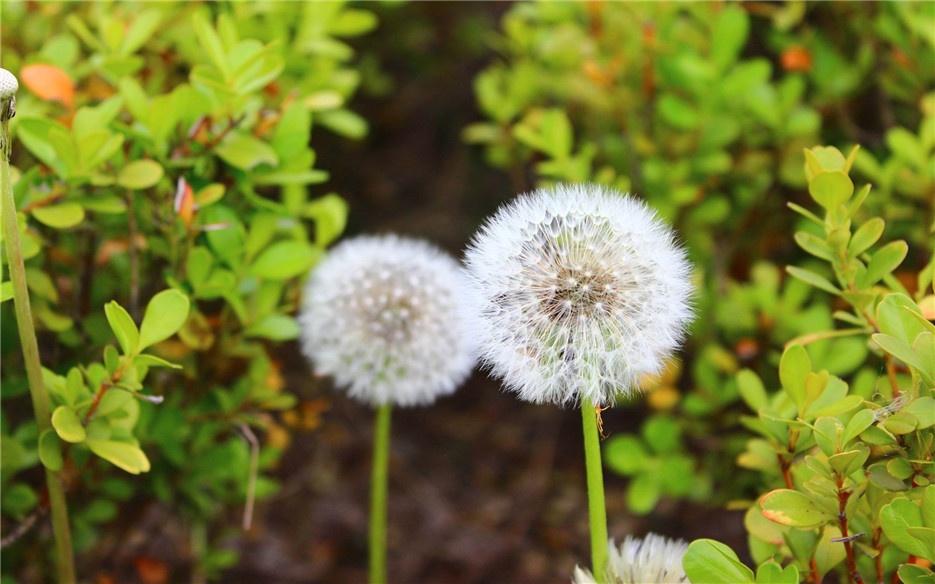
[{"left": 0, "top": 1, "right": 373, "bottom": 576}]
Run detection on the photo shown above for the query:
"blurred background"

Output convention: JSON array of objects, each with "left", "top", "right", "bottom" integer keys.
[{"left": 1, "top": 1, "right": 932, "bottom": 582}]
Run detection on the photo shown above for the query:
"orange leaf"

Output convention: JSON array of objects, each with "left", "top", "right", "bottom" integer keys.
[
  {"left": 781, "top": 46, "right": 813, "bottom": 73},
  {"left": 20, "top": 64, "right": 75, "bottom": 109},
  {"left": 174, "top": 177, "right": 195, "bottom": 227},
  {"left": 134, "top": 556, "right": 169, "bottom": 584}
]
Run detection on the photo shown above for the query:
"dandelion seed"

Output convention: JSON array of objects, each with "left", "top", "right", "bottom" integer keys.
[
  {"left": 299, "top": 234, "right": 475, "bottom": 406},
  {"left": 464, "top": 183, "right": 694, "bottom": 406},
  {"left": 573, "top": 534, "right": 690, "bottom": 584}
]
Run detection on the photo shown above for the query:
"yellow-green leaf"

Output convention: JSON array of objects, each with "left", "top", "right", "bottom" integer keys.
[
  {"left": 86, "top": 439, "right": 151, "bottom": 475},
  {"left": 32, "top": 203, "right": 85, "bottom": 229},
  {"left": 51, "top": 405, "right": 86, "bottom": 443},
  {"left": 116, "top": 159, "right": 164, "bottom": 190},
  {"left": 138, "top": 289, "right": 191, "bottom": 349},
  {"left": 761, "top": 489, "right": 835, "bottom": 528}
]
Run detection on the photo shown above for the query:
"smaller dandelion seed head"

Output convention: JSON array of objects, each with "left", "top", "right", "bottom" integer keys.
[
  {"left": 0, "top": 69, "right": 18, "bottom": 100},
  {"left": 572, "top": 534, "right": 690, "bottom": 584},
  {"left": 299, "top": 234, "right": 476, "bottom": 407},
  {"left": 464, "top": 183, "right": 694, "bottom": 407}
]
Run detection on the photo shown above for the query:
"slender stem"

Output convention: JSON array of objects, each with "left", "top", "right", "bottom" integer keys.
[
  {"left": 1, "top": 99, "right": 76, "bottom": 583},
  {"left": 369, "top": 402, "right": 392, "bottom": 584},
  {"left": 582, "top": 404, "right": 608, "bottom": 581},
  {"left": 836, "top": 474, "right": 863, "bottom": 584}
]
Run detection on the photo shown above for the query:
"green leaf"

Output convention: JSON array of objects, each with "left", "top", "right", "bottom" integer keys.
[
  {"left": 133, "top": 354, "right": 182, "bottom": 369},
  {"left": 910, "top": 530, "right": 935, "bottom": 561},
  {"left": 78, "top": 130, "right": 124, "bottom": 171},
  {"left": 201, "top": 205, "right": 244, "bottom": 268},
  {"left": 119, "top": 8, "right": 162, "bottom": 56},
  {"left": 872, "top": 334, "right": 934, "bottom": 386},
  {"left": 794, "top": 232, "right": 833, "bottom": 261},
  {"left": 905, "top": 397, "right": 935, "bottom": 429},
  {"left": 813, "top": 525, "right": 847, "bottom": 577},
  {"left": 755, "top": 559, "right": 797, "bottom": 584},
  {"left": 138, "top": 289, "right": 191, "bottom": 350},
  {"left": 249, "top": 241, "right": 320, "bottom": 280},
  {"left": 191, "top": 12, "right": 229, "bottom": 78},
  {"left": 215, "top": 132, "right": 279, "bottom": 170},
  {"left": 658, "top": 94, "right": 700, "bottom": 130},
  {"left": 244, "top": 314, "right": 300, "bottom": 341},
  {"left": 627, "top": 473, "right": 661, "bottom": 515},
  {"left": 880, "top": 497, "right": 932, "bottom": 559},
  {"left": 710, "top": 5, "right": 749, "bottom": 71},
  {"left": 39, "top": 429, "right": 63, "bottom": 472},
  {"left": 116, "top": 159, "right": 164, "bottom": 190},
  {"left": 760, "top": 489, "right": 835, "bottom": 528},
  {"left": 86, "top": 438, "right": 151, "bottom": 475},
  {"left": 17, "top": 117, "right": 69, "bottom": 176},
  {"left": 827, "top": 448, "right": 869, "bottom": 477},
  {"left": 683, "top": 539, "right": 755, "bottom": 584},
  {"left": 51, "top": 405, "right": 86, "bottom": 443},
  {"left": 876, "top": 293, "right": 927, "bottom": 345},
  {"left": 737, "top": 369, "right": 767, "bottom": 411},
  {"left": 786, "top": 266, "right": 840, "bottom": 294},
  {"left": 812, "top": 416, "right": 843, "bottom": 457},
  {"left": 808, "top": 170, "right": 853, "bottom": 209},
  {"left": 329, "top": 8, "right": 378, "bottom": 37},
  {"left": 104, "top": 301, "right": 140, "bottom": 355},
  {"left": 843, "top": 409, "right": 875, "bottom": 444},
  {"left": 897, "top": 564, "right": 935, "bottom": 584},
  {"left": 779, "top": 344, "right": 810, "bottom": 411},
  {"left": 860, "top": 241, "right": 908, "bottom": 288},
  {"left": 304, "top": 194, "right": 349, "bottom": 247},
  {"left": 1, "top": 281, "right": 12, "bottom": 302},
  {"left": 74, "top": 195, "right": 126, "bottom": 213},
  {"left": 643, "top": 416, "right": 682, "bottom": 455},
  {"left": 1, "top": 484, "right": 38, "bottom": 517},
  {"left": 195, "top": 183, "right": 226, "bottom": 207},
  {"left": 317, "top": 109, "right": 368, "bottom": 139},
  {"left": 867, "top": 462, "right": 909, "bottom": 491},
  {"left": 603, "top": 434, "right": 647, "bottom": 476},
  {"left": 32, "top": 203, "right": 85, "bottom": 229},
  {"left": 848, "top": 217, "right": 884, "bottom": 257},
  {"left": 881, "top": 410, "right": 918, "bottom": 435}
]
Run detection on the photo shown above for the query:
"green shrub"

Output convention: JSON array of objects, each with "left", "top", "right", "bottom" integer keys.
[
  {"left": 467, "top": 0, "right": 933, "bottom": 520},
  {"left": 1, "top": 1, "right": 374, "bottom": 578}
]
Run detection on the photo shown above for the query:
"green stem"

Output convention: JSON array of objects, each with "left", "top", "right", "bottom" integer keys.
[
  {"left": 369, "top": 402, "right": 392, "bottom": 584},
  {"left": 1, "top": 102, "right": 76, "bottom": 582},
  {"left": 582, "top": 404, "right": 608, "bottom": 581}
]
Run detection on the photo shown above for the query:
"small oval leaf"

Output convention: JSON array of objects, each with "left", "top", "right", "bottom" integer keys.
[
  {"left": 116, "top": 159, "right": 164, "bottom": 190},
  {"left": 32, "top": 203, "right": 85, "bottom": 229},
  {"left": 138, "top": 289, "right": 191, "bottom": 350},
  {"left": 51, "top": 405, "right": 86, "bottom": 443},
  {"left": 760, "top": 489, "right": 835, "bottom": 528},
  {"left": 86, "top": 439, "right": 151, "bottom": 475}
]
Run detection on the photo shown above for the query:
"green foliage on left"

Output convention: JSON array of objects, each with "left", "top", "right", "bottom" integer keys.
[{"left": 0, "top": 1, "right": 372, "bottom": 578}]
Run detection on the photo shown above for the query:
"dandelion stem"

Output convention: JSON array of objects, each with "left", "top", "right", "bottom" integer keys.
[
  {"left": 369, "top": 402, "right": 392, "bottom": 584},
  {"left": 582, "top": 404, "right": 609, "bottom": 581},
  {"left": 1, "top": 87, "right": 76, "bottom": 584}
]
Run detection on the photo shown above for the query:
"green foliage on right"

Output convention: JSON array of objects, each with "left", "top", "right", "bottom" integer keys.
[
  {"left": 681, "top": 146, "right": 934, "bottom": 583},
  {"left": 1, "top": 1, "right": 373, "bottom": 578}
]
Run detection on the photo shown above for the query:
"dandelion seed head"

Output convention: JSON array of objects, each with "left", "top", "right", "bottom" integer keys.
[
  {"left": 0, "top": 69, "right": 18, "bottom": 100},
  {"left": 572, "top": 533, "right": 690, "bottom": 584},
  {"left": 464, "top": 184, "right": 694, "bottom": 406},
  {"left": 299, "top": 234, "right": 475, "bottom": 407}
]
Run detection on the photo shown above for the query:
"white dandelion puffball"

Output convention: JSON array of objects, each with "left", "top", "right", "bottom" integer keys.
[
  {"left": 0, "top": 69, "right": 18, "bottom": 99},
  {"left": 299, "top": 234, "right": 475, "bottom": 407},
  {"left": 572, "top": 533, "right": 689, "bottom": 584},
  {"left": 464, "top": 184, "right": 693, "bottom": 407}
]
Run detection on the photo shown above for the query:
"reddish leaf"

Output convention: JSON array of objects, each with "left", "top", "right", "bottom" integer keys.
[
  {"left": 20, "top": 64, "right": 75, "bottom": 109},
  {"left": 781, "top": 46, "right": 813, "bottom": 73}
]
